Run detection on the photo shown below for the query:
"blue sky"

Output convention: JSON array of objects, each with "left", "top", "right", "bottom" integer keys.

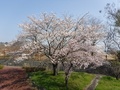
[{"left": 0, "top": 0, "right": 118, "bottom": 42}]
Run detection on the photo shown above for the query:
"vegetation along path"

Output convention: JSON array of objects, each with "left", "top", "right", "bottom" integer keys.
[
  {"left": 0, "top": 66, "right": 35, "bottom": 90},
  {"left": 86, "top": 74, "right": 102, "bottom": 90}
]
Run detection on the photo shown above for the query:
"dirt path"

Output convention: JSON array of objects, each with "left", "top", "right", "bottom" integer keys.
[
  {"left": 0, "top": 66, "right": 35, "bottom": 90},
  {"left": 85, "top": 74, "right": 102, "bottom": 90}
]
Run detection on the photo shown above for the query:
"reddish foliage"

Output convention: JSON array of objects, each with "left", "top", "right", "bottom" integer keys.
[{"left": 0, "top": 66, "right": 35, "bottom": 90}]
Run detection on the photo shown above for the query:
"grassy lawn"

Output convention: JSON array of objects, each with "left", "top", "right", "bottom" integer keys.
[
  {"left": 95, "top": 76, "right": 120, "bottom": 90},
  {"left": 29, "top": 71, "right": 95, "bottom": 90}
]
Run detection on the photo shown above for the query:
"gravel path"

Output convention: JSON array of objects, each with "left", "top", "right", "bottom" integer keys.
[{"left": 0, "top": 66, "right": 35, "bottom": 90}]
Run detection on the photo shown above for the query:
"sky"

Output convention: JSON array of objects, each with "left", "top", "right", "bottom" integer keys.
[{"left": 0, "top": 0, "right": 119, "bottom": 42}]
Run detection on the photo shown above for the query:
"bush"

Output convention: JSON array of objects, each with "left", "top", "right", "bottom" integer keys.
[
  {"left": 0, "top": 64, "right": 4, "bottom": 69},
  {"left": 22, "top": 66, "right": 45, "bottom": 72}
]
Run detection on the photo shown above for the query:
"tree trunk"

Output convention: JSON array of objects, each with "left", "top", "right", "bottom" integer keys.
[
  {"left": 64, "top": 63, "right": 73, "bottom": 90},
  {"left": 65, "top": 73, "right": 69, "bottom": 90},
  {"left": 105, "top": 54, "right": 107, "bottom": 60},
  {"left": 115, "top": 74, "right": 119, "bottom": 80},
  {"left": 52, "top": 63, "right": 58, "bottom": 76}
]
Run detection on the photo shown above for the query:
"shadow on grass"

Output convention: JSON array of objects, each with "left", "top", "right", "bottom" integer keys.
[{"left": 29, "top": 71, "right": 66, "bottom": 90}]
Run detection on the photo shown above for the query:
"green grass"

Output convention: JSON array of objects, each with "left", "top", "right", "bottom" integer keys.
[
  {"left": 29, "top": 71, "right": 95, "bottom": 90},
  {"left": 95, "top": 76, "right": 120, "bottom": 90}
]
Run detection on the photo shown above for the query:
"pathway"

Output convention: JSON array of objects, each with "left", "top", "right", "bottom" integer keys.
[{"left": 85, "top": 74, "right": 102, "bottom": 90}]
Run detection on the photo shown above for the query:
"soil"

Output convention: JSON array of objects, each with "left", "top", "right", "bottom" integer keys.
[{"left": 0, "top": 66, "right": 35, "bottom": 90}]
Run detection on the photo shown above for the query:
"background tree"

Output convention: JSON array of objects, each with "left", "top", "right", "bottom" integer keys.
[
  {"left": 104, "top": 3, "right": 120, "bottom": 61},
  {"left": 103, "top": 3, "right": 120, "bottom": 80}
]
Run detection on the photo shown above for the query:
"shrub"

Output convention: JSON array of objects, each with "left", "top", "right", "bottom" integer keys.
[{"left": 22, "top": 66, "right": 45, "bottom": 72}]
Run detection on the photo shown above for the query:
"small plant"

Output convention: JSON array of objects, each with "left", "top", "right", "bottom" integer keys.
[{"left": 0, "top": 64, "right": 4, "bottom": 69}]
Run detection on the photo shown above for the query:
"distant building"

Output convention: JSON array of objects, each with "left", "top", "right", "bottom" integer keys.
[{"left": 0, "top": 52, "right": 4, "bottom": 56}]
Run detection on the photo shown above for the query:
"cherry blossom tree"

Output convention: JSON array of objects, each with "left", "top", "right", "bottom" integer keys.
[
  {"left": 17, "top": 13, "right": 80, "bottom": 75},
  {"left": 10, "top": 13, "right": 105, "bottom": 81},
  {"left": 55, "top": 18, "right": 105, "bottom": 88}
]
